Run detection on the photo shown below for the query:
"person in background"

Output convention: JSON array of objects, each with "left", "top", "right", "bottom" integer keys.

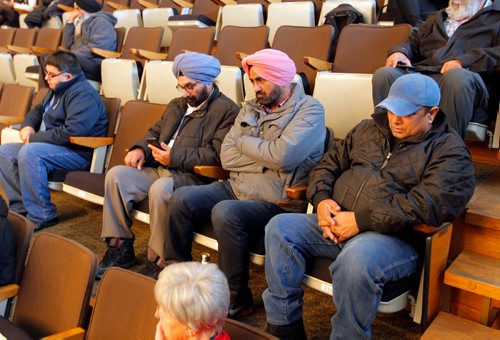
[
  {"left": 0, "top": 196, "right": 16, "bottom": 286},
  {"left": 373, "top": 0, "right": 499, "bottom": 138},
  {"left": 154, "top": 262, "right": 230, "bottom": 340},
  {"left": 0, "top": 0, "right": 36, "bottom": 27},
  {"left": 390, "top": 0, "right": 448, "bottom": 26}
]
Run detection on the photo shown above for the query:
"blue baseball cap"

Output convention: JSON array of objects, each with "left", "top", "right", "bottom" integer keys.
[{"left": 376, "top": 74, "right": 440, "bottom": 116}]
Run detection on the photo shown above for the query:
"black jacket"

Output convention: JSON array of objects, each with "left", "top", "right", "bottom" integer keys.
[
  {"left": 389, "top": 1, "right": 500, "bottom": 74},
  {"left": 21, "top": 73, "right": 108, "bottom": 160},
  {"left": 131, "top": 86, "right": 240, "bottom": 188},
  {"left": 307, "top": 112, "right": 475, "bottom": 234},
  {"left": 0, "top": 197, "right": 15, "bottom": 286}
]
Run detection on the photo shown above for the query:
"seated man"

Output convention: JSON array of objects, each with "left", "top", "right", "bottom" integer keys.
[
  {"left": 0, "top": 51, "right": 108, "bottom": 230},
  {"left": 62, "top": 0, "right": 117, "bottom": 82},
  {"left": 373, "top": 0, "right": 499, "bottom": 138},
  {"left": 0, "top": 196, "right": 15, "bottom": 286},
  {"left": 165, "top": 49, "right": 326, "bottom": 318},
  {"left": 97, "top": 52, "right": 239, "bottom": 279},
  {"left": 0, "top": 0, "right": 36, "bottom": 27},
  {"left": 263, "top": 74, "right": 475, "bottom": 339}
]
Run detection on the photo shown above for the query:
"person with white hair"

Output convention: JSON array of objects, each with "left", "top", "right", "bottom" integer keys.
[
  {"left": 154, "top": 262, "right": 230, "bottom": 340},
  {"left": 372, "top": 0, "right": 499, "bottom": 138}
]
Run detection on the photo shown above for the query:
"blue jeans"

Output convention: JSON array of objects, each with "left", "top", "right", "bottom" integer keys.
[
  {"left": 167, "top": 181, "right": 284, "bottom": 304},
  {"left": 0, "top": 142, "right": 90, "bottom": 224},
  {"left": 262, "top": 213, "right": 418, "bottom": 339}
]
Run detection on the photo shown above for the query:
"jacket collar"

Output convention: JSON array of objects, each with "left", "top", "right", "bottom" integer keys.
[
  {"left": 247, "top": 83, "right": 304, "bottom": 114},
  {"left": 52, "top": 73, "right": 85, "bottom": 95},
  {"left": 372, "top": 110, "right": 448, "bottom": 143}
]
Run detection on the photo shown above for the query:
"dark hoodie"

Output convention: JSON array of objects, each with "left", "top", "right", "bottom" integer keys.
[
  {"left": 62, "top": 11, "right": 118, "bottom": 81},
  {"left": 0, "top": 196, "right": 15, "bottom": 286}
]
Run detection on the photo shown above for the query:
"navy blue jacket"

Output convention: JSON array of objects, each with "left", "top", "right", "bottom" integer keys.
[{"left": 21, "top": 73, "right": 108, "bottom": 160}]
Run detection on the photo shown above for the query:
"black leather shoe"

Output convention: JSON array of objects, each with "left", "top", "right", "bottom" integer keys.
[
  {"left": 228, "top": 291, "right": 255, "bottom": 320},
  {"left": 97, "top": 238, "right": 136, "bottom": 279},
  {"left": 140, "top": 260, "right": 163, "bottom": 280},
  {"left": 33, "top": 217, "right": 59, "bottom": 231},
  {"left": 266, "top": 319, "right": 307, "bottom": 340}
]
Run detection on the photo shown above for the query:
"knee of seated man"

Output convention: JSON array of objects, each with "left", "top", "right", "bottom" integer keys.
[
  {"left": 149, "top": 177, "right": 174, "bottom": 201},
  {"left": 440, "top": 67, "right": 478, "bottom": 87},
  {"left": 212, "top": 200, "right": 242, "bottom": 228},
  {"left": 17, "top": 142, "right": 41, "bottom": 163}
]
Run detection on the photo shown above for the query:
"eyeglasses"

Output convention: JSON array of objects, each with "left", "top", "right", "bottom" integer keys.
[
  {"left": 45, "top": 72, "right": 66, "bottom": 79},
  {"left": 176, "top": 82, "right": 199, "bottom": 92}
]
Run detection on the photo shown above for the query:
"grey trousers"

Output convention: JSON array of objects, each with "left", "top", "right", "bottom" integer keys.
[
  {"left": 101, "top": 165, "right": 174, "bottom": 261},
  {"left": 372, "top": 66, "right": 489, "bottom": 137}
]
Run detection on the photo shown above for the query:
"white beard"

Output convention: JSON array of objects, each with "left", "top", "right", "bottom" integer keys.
[{"left": 446, "top": 0, "right": 484, "bottom": 21}]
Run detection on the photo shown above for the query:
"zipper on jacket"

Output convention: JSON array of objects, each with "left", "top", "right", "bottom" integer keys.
[{"left": 380, "top": 152, "right": 393, "bottom": 170}]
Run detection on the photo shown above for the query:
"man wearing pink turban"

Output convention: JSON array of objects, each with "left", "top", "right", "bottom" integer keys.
[{"left": 163, "top": 49, "right": 326, "bottom": 319}]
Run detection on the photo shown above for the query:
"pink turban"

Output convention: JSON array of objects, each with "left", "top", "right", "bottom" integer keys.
[{"left": 241, "top": 49, "right": 296, "bottom": 87}]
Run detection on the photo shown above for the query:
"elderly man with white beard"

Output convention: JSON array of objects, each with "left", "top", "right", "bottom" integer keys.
[{"left": 372, "top": 0, "right": 499, "bottom": 138}]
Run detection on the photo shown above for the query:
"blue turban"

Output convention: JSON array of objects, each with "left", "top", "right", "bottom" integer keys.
[{"left": 172, "top": 52, "right": 221, "bottom": 85}]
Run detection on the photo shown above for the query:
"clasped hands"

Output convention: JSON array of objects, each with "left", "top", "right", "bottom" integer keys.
[
  {"left": 317, "top": 199, "right": 359, "bottom": 244},
  {"left": 124, "top": 142, "right": 171, "bottom": 170}
]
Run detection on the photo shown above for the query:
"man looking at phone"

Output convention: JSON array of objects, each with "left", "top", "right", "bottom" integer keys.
[
  {"left": 262, "top": 74, "right": 475, "bottom": 338},
  {"left": 372, "top": 0, "right": 499, "bottom": 138},
  {"left": 97, "top": 52, "right": 239, "bottom": 278}
]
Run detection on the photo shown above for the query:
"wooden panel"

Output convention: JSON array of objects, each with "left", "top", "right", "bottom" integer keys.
[
  {"left": 450, "top": 217, "right": 500, "bottom": 261},
  {"left": 445, "top": 250, "right": 500, "bottom": 301},
  {"left": 466, "top": 167, "right": 500, "bottom": 230},
  {"left": 421, "top": 312, "right": 500, "bottom": 339}
]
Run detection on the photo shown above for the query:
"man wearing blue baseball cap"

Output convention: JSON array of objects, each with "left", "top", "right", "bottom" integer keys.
[
  {"left": 262, "top": 73, "right": 475, "bottom": 339},
  {"left": 97, "top": 52, "right": 239, "bottom": 279}
]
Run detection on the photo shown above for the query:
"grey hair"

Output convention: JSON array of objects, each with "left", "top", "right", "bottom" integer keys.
[{"left": 154, "top": 262, "right": 230, "bottom": 334}]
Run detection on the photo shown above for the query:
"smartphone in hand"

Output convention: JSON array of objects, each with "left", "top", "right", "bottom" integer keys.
[{"left": 146, "top": 137, "right": 162, "bottom": 149}]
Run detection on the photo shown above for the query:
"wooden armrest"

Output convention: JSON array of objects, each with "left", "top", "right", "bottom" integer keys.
[
  {"left": 0, "top": 116, "right": 25, "bottom": 125},
  {"left": 41, "top": 327, "right": 85, "bottom": 340},
  {"left": 107, "top": 1, "right": 130, "bottom": 9},
  {"left": 58, "top": 46, "right": 69, "bottom": 52},
  {"left": 138, "top": 0, "right": 159, "bottom": 8},
  {"left": 69, "top": 136, "right": 114, "bottom": 148},
  {"left": 210, "top": 0, "right": 227, "bottom": 6},
  {"left": 173, "top": 0, "right": 193, "bottom": 9},
  {"left": 235, "top": 52, "right": 248, "bottom": 61},
  {"left": 0, "top": 46, "right": 9, "bottom": 53},
  {"left": 194, "top": 165, "right": 229, "bottom": 180},
  {"left": 31, "top": 45, "right": 56, "bottom": 56},
  {"left": 304, "top": 56, "right": 332, "bottom": 72},
  {"left": 91, "top": 47, "right": 121, "bottom": 58},
  {"left": 285, "top": 186, "right": 308, "bottom": 201},
  {"left": 57, "top": 3, "right": 75, "bottom": 12},
  {"left": 0, "top": 284, "right": 19, "bottom": 301},
  {"left": 14, "top": 8, "right": 29, "bottom": 14},
  {"left": 7, "top": 44, "right": 31, "bottom": 54},
  {"left": 129, "top": 48, "right": 167, "bottom": 61},
  {"left": 220, "top": 0, "right": 237, "bottom": 4}
]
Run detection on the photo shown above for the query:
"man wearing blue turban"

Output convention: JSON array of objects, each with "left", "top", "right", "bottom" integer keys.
[{"left": 97, "top": 52, "right": 240, "bottom": 279}]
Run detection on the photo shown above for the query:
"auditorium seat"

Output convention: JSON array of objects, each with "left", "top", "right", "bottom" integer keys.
[
  {"left": 142, "top": 7, "right": 176, "bottom": 49},
  {"left": 319, "top": 0, "right": 377, "bottom": 25},
  {"left": 167, "top": 0, "right": 222, "bottom": 32},
  {"left": 266, "top": 1, "right": 315, "bottom": 45},
  {"left": 113, "top": 8, "right": 144, "bottom": 38},
  {"left": 0, "top": 28, "right": 37, "bottom": 85},
  {"left": 0, "top": 84, "right": 34, "bottom": 140},
  {"left": 218, "top": 3, "right": 265, "bottom": 30}
]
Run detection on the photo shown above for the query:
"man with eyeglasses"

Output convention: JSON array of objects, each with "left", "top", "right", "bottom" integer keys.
[
  {"left": 97, "top": 52, "right": 239, "bottom": 279},
  {"left": 0, "top": 51, "right": 108, "bottom": 231},
  {"left": 262, "top": 74, "right": 474, "bottom": 339}
]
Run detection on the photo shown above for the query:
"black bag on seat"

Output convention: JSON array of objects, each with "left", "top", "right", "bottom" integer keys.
[{"left": 324, "top": 4, "right": 364, "bottom": 58}]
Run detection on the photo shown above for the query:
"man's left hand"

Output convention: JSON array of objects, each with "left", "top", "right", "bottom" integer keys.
[
  {"left": 148, "top": 142, "right": 171, "bottom": 166},
  {"left": 330, "top": 211, "right": 360, "bottom": 243},
  {"left": 441, "top": 60, "right": 462, "bottom": 74}
]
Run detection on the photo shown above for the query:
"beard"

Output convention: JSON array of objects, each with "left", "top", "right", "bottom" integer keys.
[
  {"left": 186, "top": 85, "right": 209, "bottom": 107},
  {"left": 446, "top": 0, "right": 484, "bottom": 21}
]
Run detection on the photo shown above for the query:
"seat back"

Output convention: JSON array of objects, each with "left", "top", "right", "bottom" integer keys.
[
  {"left": 237, "top": 0, "right": 270, "bottom": 11},
  {"left": 102, "top": 0, "right": 130, "bottom": 12},
  {"left": 7, "top": 212, "right": 34, "bottom": 285},
  {"left": 0, "top": 28, "right": 16, "bottom": 48},
  {"left": 332, "top": 23, "right": 411, "bottom": 73},
  {"left": 107, "top": 100, "right": 166, "bottom": 169},
  {"left": 319, "top": 0, "right": 377, "bottom": 25},
  {"left": 167, "top": 26, "right": 215, "bottom": 61},
  {"left": 266, "top": 1, "right": 315, "bottom": 45},
  {"left": 142, "top": 7, "right": 176, "bottom": 48},
  {"left": 220, "top": 3, "right": 265, "bottom": 30},
  {"left": 283, "top": 0, "right": 322, "bottom": 23},
  {"left": 34, "top": 27, "right": 63, "bottom": 50},
  {"left": 11, "top": 29, "right": 37, "bottom": 48},
  {"left": 113, "top": 9, "right": 144, "bottom": 38},
  {"left": 272, "top": 25, "right": 334, "bottom": 94},
  {"left": 143, "top": 60, "right": 177, "bottom": 104},
  {"left": 158, "top": 0, "right": 183, "bottom": 12},
  {"left": 192, "top": 0, "right": 221, "bottom": 23},
  {"left": 223, "top": 319, "right": 278, "bottom": 339},
  {"left": 86, "top": 268, "right": 157, "bottom": 340},
  {"left": 30, "top": 87, "right": 50, "bottom": 110},
  {"left": 121, "top": 26, "right": 164, "bottom": 61},
  {"left": 12, "top": 233, "right": 97, "bottom": 338},
  {"left": 102, "top": 97, "right": 122, "bottom": 136},
  {"left": 215, "top": 25, "right": 269, "bottom": 67},
  {"left": 0, "top": 84, "right": 34, "bottom": 125},
  {"left": 0, "top": 54, "right": 15, "bottom": 84},
  {"left": 115, "top": 27, "right": 127, "bottom": 52}
]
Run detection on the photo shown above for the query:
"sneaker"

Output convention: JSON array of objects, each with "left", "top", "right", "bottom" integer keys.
[
  {"left": 141, "top": 260, "right": 163, "bottom": 280},
  {"left": 228, "top": 293, "right": 255, "bottom": 320},
  {"left": 96, "top": 238, "right": 136, "bottom": 279},
  {"left": 33, "top": 217, "right": 59, "bottom": 231}
]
